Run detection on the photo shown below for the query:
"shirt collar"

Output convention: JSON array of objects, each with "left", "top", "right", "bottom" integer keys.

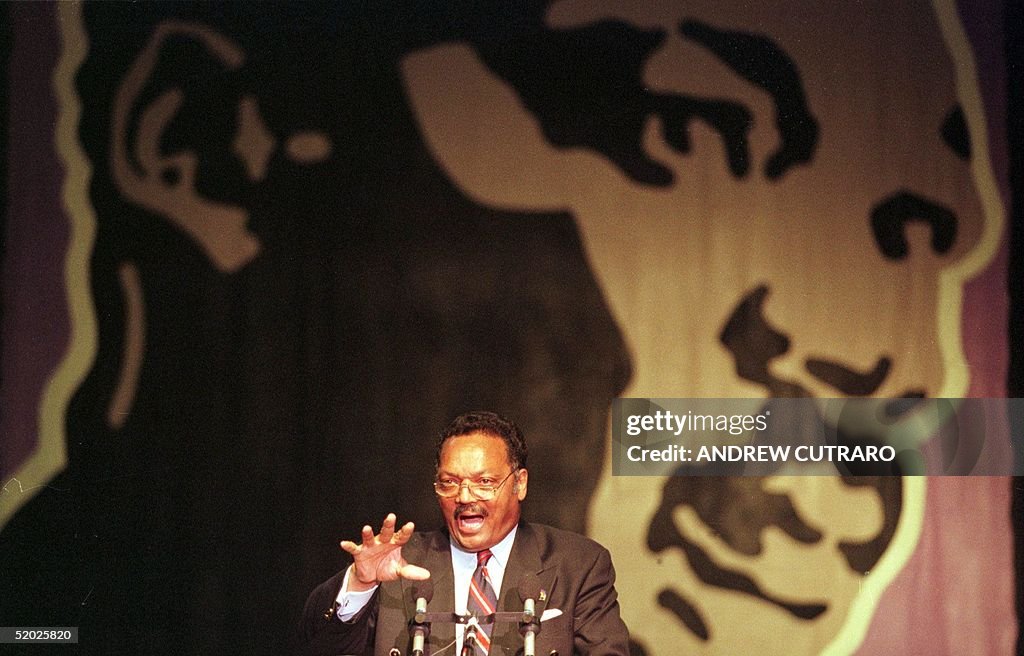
[{"left": 450, "top": 523, "right": 518, "bottom": 568}]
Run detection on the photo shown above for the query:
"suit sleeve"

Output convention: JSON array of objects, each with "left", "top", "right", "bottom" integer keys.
[
  {"left": 300, "top": 572, "right": 379, "bottom": 656},
  {"left": 572, "top": 547, "right": 631, "bottom": 656}
]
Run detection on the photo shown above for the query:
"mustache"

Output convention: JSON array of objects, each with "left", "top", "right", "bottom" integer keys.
[{"left": 454, "top": 504, "right": 488, "bottom": 518}]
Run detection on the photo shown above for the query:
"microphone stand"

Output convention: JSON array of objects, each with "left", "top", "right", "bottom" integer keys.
[
  {"left": 460, "top": 622, "right": 478, "bottom": 656},
  {"left": 411, "top": 621, "right": 430, "bottom": 656},
  {"left": 410, "top": 581, "right": 434, "bottom": 656},
  {"left": 411, "top": 609, "right": 540, "bottom": 655},
  {"left": 519, "top": 616, "right": 540, "bottom": 656}
]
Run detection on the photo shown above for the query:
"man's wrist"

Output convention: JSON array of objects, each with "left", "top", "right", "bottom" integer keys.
[{"left": 346, "top": 564, "right": 378, "bottom": 592}]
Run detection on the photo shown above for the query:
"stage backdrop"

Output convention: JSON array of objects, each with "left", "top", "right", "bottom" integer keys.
[{"left": 0, "top": 2, "right": 1016, "bottom": 655}]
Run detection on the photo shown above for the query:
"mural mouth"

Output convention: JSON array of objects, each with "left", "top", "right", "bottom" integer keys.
[
  {"left": 658, "top": 573, "right": 829, "bottom": 626},
  {"left": 657, "top": 587, "right": 709, "bottom": 641}
]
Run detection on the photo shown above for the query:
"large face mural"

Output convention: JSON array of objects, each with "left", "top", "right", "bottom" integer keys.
[{"left": 399, "top": 0, "right": 997, "bottom": 653}]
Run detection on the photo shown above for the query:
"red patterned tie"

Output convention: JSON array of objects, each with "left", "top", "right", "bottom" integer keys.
[{"left": 466, "top": 549, "right": 498, "bottom": 655}]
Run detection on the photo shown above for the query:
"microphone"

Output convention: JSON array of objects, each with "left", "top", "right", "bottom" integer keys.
[
  {"left": 518, "top": 574, "right": 543, "bottom": 656},
  {"left": 518, "top": 574, "right": 542, "bottom": 623},
  {"left": 412, "top": 579, "right": 434, "bottom": 624},
  {"left": 411, "top": 579, "right": 434, "bottom": 656}
]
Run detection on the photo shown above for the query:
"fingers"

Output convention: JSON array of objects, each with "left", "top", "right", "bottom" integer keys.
[
  {"left": 372, "top": 515, "right": 414, "bottom": 545},
  {"left": 395, "top": 521, "right": 416, "bottom": 545},
  {"left": 378, "top": 513, "right": 397, "bottom": 543},
  {"left": 343, "top": 514, "right": 412, "bottom": 554},
  {"left": 399, "top": 563, "right": 431, "bottom": 581}
]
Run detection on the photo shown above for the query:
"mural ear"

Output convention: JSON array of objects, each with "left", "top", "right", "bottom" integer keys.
[{"left": 111, "top": 21, "right": 260, "bottom": 272}]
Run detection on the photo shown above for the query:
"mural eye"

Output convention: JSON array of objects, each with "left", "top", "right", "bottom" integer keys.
[{"left": 678, "top": 20, "right": 818, "bottom": 179}]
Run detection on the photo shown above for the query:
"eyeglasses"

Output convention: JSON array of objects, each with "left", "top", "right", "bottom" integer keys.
[{"left": 433, "top": 470, "right": 517, "bottom": 500}]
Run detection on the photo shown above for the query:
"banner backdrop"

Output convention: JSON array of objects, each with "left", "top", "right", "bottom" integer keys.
[{"left": 0, "top": 2, "right": 1016, "bottom": 655}]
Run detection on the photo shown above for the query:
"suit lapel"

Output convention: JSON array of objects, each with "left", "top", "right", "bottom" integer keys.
[
  {"left": 410, "top": 531, "right": 457, "bottom": 656},
  {"left": 493, "top": 523, "right": 556, "bottom": 656}
]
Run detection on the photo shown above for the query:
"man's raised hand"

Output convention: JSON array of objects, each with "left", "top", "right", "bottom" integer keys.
[{"left": 340, "top": 513, "right": 431, "bottom": 592}]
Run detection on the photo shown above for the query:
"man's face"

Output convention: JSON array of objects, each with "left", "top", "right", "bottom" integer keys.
[{"left": 436, "top": 432, "right": 528, "bottom": 551}]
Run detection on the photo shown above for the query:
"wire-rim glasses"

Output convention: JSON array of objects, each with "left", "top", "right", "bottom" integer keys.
[{"left": 433, "top": 470, "right": 517, "bottom": 500}]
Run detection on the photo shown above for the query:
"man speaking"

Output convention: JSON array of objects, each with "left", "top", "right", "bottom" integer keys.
[{"left": 301, "top": 411, "right": 630, "bottom": 656}]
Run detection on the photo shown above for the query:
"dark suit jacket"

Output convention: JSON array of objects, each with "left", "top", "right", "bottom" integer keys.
[{"left": 301, "top": 523, "right": 630, "bottom": 656}]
